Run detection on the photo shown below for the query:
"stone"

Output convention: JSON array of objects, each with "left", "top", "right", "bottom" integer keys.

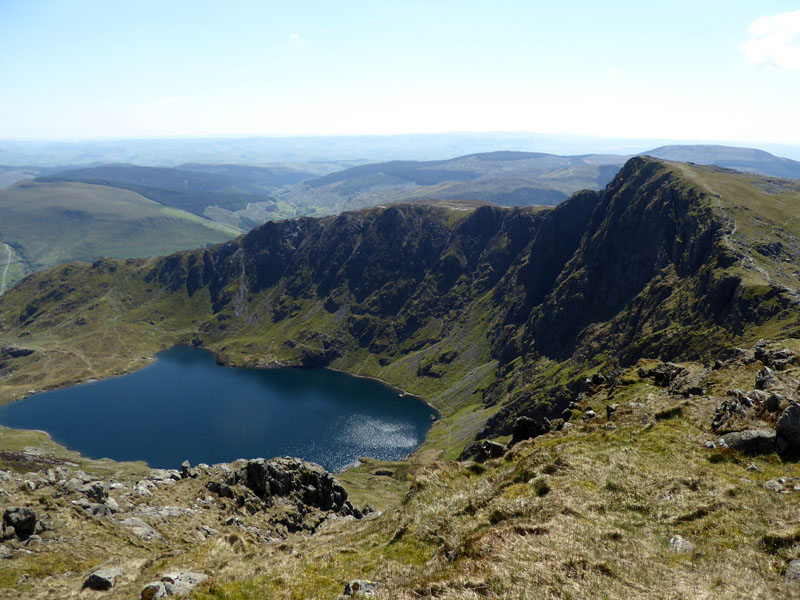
[
  {"left": 80, "top": 480, "right": 109, "bottom": 502},
  {"left": 764, "top": 479, "right": 785, "bottom": 492},
  {"left": 83, "top": 567, "right": 123, "bottom": 591},
  {"left": 180, "top": 460, "right": 198, "bottom": 479},
  {"left": 606, "top": 404, "right": 620, "bottom": 420},
  {"left": 714, "top": 429, "right": 776, "bottom": 454},
  {"left": 0, "top": 545, "right": 11, "bottom": 559},
  {"left": 668, "top": 535, "right": 695, "bottom": 553},
  {"left": 343, "top": 580, "right": 380, "bottom": 597},
  {"left": 510, "top": 416, "right": 550, "bottom": 445},
  {"left": 161, "top": 571, "right": 208, "bottom": 597},
  {"left": 755, "top": 366, "right": 775, "bottom": 390},
  {"left": 3, "top": 507, "right": 37, "bottom": 540},
  {"left": 786, "top": 559, "right": 800, "bottom": 582},
  {"left": 776, "top": 403, "right": 800, "bottom": 455},
  {"left": 121, "top": 517, "right": 162, "bottom": 541},
  {"left": 651, "top": 362, "right": 684, "bottom": 386},
  {"left": 140, "top": 581, "right": 166, "bottom": 600},
  {"left": 766, "top": 393, "right": 784, "bottom": 413},
  {"left": 584, "top": 410, "right": 597, "bottom": 420}
]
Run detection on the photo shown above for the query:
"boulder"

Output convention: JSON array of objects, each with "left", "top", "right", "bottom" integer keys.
[
  {"left": 80, "top": 480, "right": 109, "bottom": 502},
  {"left": 238, "top": 457, "right": 348, "bottom": 512},
  {"left": 510, "top": 416, "right": 550, "bottom": 445},
  {"left": 458, "top": 440, "right": 506, "bottom": 462},
  {"left": 0, "top": 545, "right": 11, "bottom": 559},
  {"left": 140, "top": 581, "right": 166, "bottom": 600},
  {"left": 2, "top": 507, "right": 37, "bottom": 540},
  {"left": 83, "top": 567, "right": 123, "bottom": 591},
  {"left": 776, "top": 403, "right": 800, "bottom": 455},
  {"left": 161, "top": 571, "right": 208, "bottom": 597},
  {"left": 714, "top": 429, "right": 776, "bottom": 454},
  {"left": 121, "top": 517, "right": 162, "bottom": 541},
  {"left": 755, "top": 366, "right": 776, "bottom": 390},
  {"left": 180, "top": 460, "right": 198, "bottom": 479},
  {"left": 786, "top": 559, "right": 800, "bottom": 582}
]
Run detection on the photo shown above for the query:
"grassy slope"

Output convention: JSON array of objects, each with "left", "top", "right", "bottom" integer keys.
[{"left": 0, "top": 180, "right": 241, "bottom": 289}]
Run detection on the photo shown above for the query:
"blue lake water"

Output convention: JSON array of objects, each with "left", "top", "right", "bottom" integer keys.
[{"left": 0, "top": 345, "right": 436, "bottom": 472}]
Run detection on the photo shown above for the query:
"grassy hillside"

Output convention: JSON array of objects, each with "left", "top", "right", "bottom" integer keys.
[{"left": 0, "top": 180, "right": 241, "bottom": 290}]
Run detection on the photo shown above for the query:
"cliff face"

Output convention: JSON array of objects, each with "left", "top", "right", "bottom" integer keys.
[{"left": 2, "top": 157, "right": 799, "bottom": 442}]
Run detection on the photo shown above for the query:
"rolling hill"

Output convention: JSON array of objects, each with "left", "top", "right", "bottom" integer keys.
[{"left": 0, "top": 180, "right": 241, "bottom": 291}]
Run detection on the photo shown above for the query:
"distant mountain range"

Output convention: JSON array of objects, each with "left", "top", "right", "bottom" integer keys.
[
  {"left": 1, "top": 143, "right": 799, "bottom": 293},
  {"left": 645, "top": 144, "right": 800, "bottom": 180},
  {"left": 2, "top": 134, "right": 799, "bottom": 166}
]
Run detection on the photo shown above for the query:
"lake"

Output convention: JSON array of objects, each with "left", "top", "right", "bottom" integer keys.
[{"left": 0, "top": 345, "right": 436, "bottom": 472}]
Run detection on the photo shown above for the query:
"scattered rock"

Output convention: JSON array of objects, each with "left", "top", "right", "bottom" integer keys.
[
  {"left": 584, "top": 410, "right": 597, "bottom": 420},
  {"left": 714, "top": 429, "right": 776, "bottom": 454},
  {"left": 510, "top": 416, "right": 550, "bottom": 445},
  {"left": 668, "top": 535, "right": 695, "bottom": 553},
  {"left": 83, "top": 567, "right": 123, "bottom": 591},
  {"left": 0, "top": 545, "right": 11, "bottom": 559},
  {"left": 786, "top": 559, "right": 800, "bottom": 582},
  {"left": 606, "top": 404, "right": 620, "bottom": 420}
]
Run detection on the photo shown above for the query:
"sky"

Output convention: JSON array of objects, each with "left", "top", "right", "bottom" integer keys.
[{"left": 1, "top": 0, "right": 799, "bottom": 146}]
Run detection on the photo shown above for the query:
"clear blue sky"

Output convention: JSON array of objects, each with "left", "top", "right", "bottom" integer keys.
[{"left": 1, "top": 0, "right": 799, "bottom": 144}]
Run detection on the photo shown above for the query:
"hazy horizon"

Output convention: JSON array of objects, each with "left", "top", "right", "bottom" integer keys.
[{"left": 2, "top": 2, "right": 799, "bottom": 147}]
